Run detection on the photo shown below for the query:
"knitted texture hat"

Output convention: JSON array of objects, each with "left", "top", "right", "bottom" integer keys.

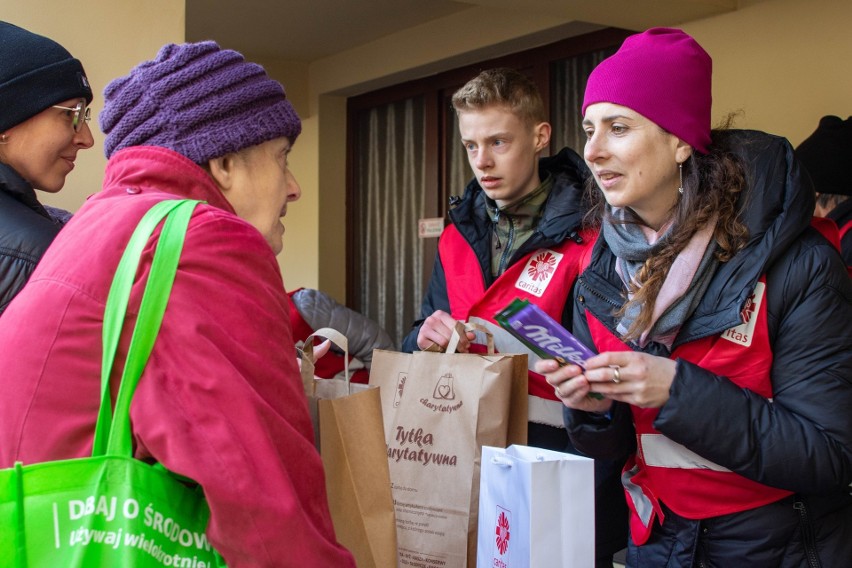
[
  {"left": 0, "top": 21, "right": 93, "bottom": 132},
  {"left": 795, "top": 116, "right": 852, "bottom": 197},
  {"left": 582, "top": 27, "right": 712, "bottom": 154},
  {"left": 100, "top": 41, "right": 301, "bottom": 163}
]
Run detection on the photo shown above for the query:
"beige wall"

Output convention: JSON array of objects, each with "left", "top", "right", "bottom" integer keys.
[
  {"left": 248, "top": 57, "right": 318, "bottom": 289},
  {"left": 683, "top": 0, "right": 852, "bottom": 146},
  {"left": 6, "top": 0, "right": 850, "bottom": 300},
  {"left": 3, "top": 6, "right": 322, "bottom": 291},
  {"left": 302, "top": 0, "right": 851, "bottom": 301}
]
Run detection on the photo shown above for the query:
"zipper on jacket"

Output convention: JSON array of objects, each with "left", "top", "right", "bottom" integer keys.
[
  {"left": 687, "top": 519, "right": 708, "bottom": 568},
  {"left": 579, "top": 275, "right": 622, "bottom": 310},
  {"left": 496, "top": 216, "right": 516, "bottom": 275},
  {"left": 793, "top": 500, "right": 822, "bottom": 568}
]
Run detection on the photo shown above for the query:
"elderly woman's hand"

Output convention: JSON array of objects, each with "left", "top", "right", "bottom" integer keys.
[{"left": 297, "top": 339, "right": 331, "bottom": 371}]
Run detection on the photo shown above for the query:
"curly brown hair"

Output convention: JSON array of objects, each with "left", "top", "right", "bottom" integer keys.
[{"left": 583, "top": 128, "right": 750, "bottom": 341}]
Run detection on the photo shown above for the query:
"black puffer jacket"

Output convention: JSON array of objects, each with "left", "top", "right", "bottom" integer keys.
[
  {"left": 401, "top": 147, "right": 589, "bottom": 352},
  {"left": 0, "top": 163, "right": 63, "bottom": 314},
  {"left": 566, "top": 130, "right": 852, "bottom": 567}
]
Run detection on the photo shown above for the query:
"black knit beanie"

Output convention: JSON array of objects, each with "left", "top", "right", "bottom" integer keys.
[
  {"left": 0, "top": 21, "right": 93, "bottom": 132},
  {"left": 795, "top": 115, "right": 852, "bottom": 197}
]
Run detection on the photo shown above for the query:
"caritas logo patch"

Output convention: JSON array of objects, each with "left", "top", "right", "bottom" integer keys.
[
  {"left": 515, "top": 249, "right": 563, "bottom": 298},
  {"left": 492, "top": 506, "right": 511, "bottom": 566},
  {"left": 721, "top": 282, "right": 765, "bottom": 348}
]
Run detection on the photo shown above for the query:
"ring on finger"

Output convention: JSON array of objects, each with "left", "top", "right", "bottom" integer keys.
[{"left": 612, "top": 366, "right": 621, "bottom": 384}]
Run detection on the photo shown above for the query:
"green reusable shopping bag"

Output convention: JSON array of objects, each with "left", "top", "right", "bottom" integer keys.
[{"left": 0, "top": 199, "right": 226, "bottom": 567}]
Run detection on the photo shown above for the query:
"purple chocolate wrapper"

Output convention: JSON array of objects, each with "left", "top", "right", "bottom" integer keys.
[{"left": 506, "top": 302, "right": 596, "bottom": 367}]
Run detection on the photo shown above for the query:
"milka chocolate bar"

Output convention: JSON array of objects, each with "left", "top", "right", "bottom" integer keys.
[{"left": 495, "top": 298, "right": 596, "bottom": 368}]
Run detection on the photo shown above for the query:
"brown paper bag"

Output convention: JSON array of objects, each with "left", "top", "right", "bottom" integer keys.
[
  {"left": 300, "top": 327, "right": 398, "bottom": 568},
  {"left": 370, "top": 323, "right": 528, "bottom": 568}
]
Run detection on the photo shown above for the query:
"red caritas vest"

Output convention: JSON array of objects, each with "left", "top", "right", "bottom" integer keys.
[
  {"left": 586, "top": 277, "right": 793, "bottom": 545},
  {"left": 440, "top": 225, "right": 595, "bottom": 405}
]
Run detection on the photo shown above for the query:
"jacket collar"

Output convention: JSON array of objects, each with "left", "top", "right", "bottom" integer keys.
[
  {"left": 103, "top": 146, "right": 236, "bottom": 214},
  {"left": 450, "top": 146, "right": 590, "bottom": 245},
  {"left": 0, "top": 161, "right": 51, "bottom": 219},
  {"left": 678, "top": 130, "right": 812, "bottom": 342}
]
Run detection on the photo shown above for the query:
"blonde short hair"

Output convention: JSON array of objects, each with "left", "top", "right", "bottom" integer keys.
[{"left": 451, "top": 67, "right": 546, "bottom": 127}]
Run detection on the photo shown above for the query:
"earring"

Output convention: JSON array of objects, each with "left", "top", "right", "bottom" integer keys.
[
  {"left": 0, "top": 134, "right": 7, "bottom": 144},
  {"left": 678, "top": 162, "right": 684, "bottom": 195}
]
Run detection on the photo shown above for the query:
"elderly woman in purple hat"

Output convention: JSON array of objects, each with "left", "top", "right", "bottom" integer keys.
[
  {"left": 537, "top": 28, "right": 852, "bottom": 566},
  {"left": 0, "top": 42, "right": 355, "bottom": 566}
]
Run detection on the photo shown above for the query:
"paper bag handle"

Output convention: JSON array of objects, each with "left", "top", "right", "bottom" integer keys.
[
  {"left": 446, "top": 321, "right": 495, "bottom": 354},
  {"left": 299, "top": 326, "right": 350, "bottom": 395}
]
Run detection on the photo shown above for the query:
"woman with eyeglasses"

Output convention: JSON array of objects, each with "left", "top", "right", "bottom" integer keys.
[
  {"left": 0, "top": 21, "right": 94, "bottom": 314},
  {"left": 537, "top": 28, "right": 852, "bottom": 566}
]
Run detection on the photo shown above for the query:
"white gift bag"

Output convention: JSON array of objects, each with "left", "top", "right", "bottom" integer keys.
[{"left": 477, "top": 445, "right": 595, "bottom": 568}]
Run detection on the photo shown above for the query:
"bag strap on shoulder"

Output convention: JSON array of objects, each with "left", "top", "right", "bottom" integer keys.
[{"left": 92, "top": 199, "right": 201, "bottom": 457}]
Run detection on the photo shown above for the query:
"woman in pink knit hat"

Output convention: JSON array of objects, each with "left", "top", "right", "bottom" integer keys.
[{"left": 538, "top": 27, "right": 852, "bottom": 566}]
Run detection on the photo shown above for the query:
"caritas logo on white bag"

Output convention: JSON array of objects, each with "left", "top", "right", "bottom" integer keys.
[{"left": 491, "top": 505, "right": 512, "bottom": 566}]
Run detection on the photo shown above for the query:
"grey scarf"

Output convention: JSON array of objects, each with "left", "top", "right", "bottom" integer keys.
[{"left": 602, "top": 207, "right": 719, "bottom": 349}]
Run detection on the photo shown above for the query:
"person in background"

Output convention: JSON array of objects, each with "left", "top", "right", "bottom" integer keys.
[
  {"left": 0, "top": 21, "right": 94, "bottom": 313},
  {"left": 289, "top": 287, "right": 395, "bottom": 383},
  {"left": 400, "top": 67, "right": 627, "bottom": 567},
  {"left": 0, "top": 41, "right": 355, "bottom": 567},
  {"left": 795, "top": 115, "right": 852, "bottom": 268},
  {"left": 538, "top": 27, "right": 852, "bottom": 566}
]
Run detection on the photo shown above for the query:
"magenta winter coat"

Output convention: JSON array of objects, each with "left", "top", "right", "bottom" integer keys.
[{"left": 0, "top": 146, "right": 355, "bottom": 567}]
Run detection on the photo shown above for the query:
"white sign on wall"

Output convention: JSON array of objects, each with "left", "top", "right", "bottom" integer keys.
[{"left": 418, "top": 218, "right": 445, "bottom": 239}]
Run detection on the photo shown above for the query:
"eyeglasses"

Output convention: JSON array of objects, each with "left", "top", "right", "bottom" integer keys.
[{"left": 51, "top": 101, "right": 91, "bottom": 133}]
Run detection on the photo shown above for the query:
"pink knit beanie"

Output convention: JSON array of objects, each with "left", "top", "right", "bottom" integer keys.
[{"left": 582, "top": 27, "right": 712, "bottom": 154}]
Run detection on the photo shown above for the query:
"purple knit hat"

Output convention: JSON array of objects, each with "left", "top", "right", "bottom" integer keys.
[
  {"left": 100, "top": 41, "right": 301, "bottom": 162},
  {"left": 582, "top": 28, "right": 712, "bottom": 154}
]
